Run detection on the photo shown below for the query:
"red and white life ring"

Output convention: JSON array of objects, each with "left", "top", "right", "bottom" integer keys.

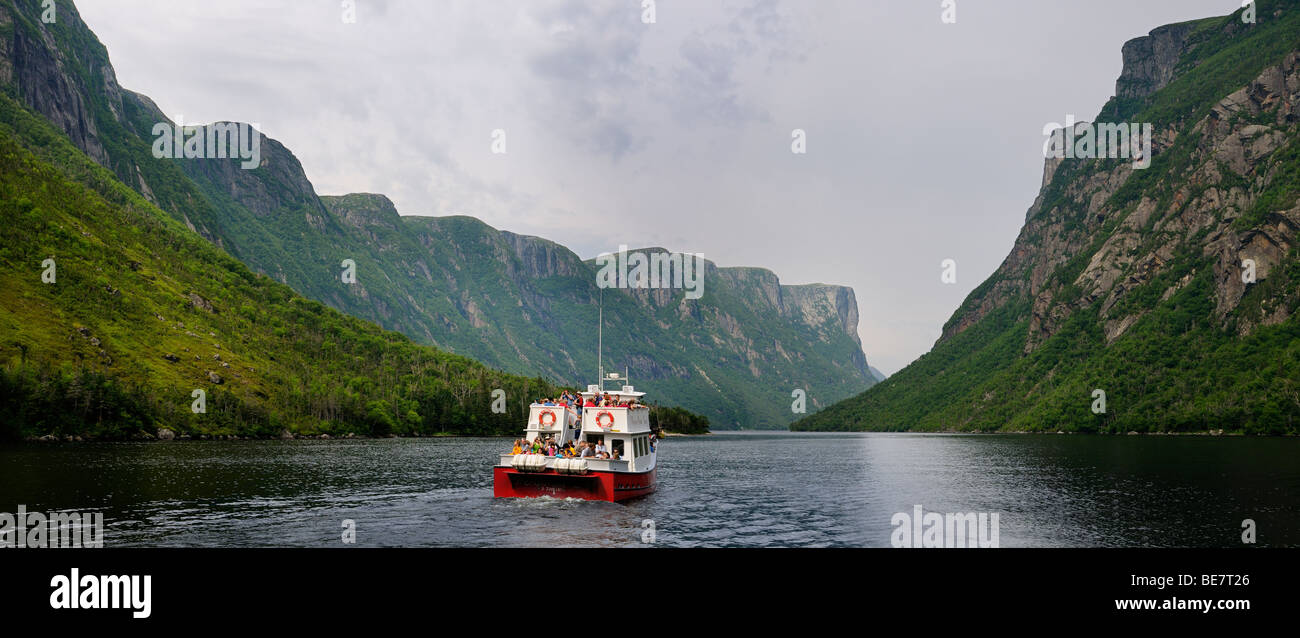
[
  {"left": 596, "top": 411, "right": 615, "bottom": 430},
  {"left": 538, "top": 409, "right": 557, "bottom": 428}
]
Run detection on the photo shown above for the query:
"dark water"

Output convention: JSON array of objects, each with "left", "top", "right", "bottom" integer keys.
[{"left": 1, "top": 432, "right": 1296, "bottom": 547}]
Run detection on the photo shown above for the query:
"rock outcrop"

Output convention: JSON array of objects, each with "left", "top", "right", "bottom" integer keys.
[
  {"left": 797, "top": 0, "right": 1300, "bottom": 434},
  {"left": 1115, "top": 23, "right": 1193, "bottom": 99}
]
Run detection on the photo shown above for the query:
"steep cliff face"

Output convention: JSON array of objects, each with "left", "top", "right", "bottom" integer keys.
[
  {"left": 0, "top": 1, "right": 874, "bottom": 427},
  {"left": 0, "top": 1, "right": 111, "bottom": 163},
  {"left": 796, "top": 0, "right": 1300, "bottom": 434},
  {"left": 319, "top": 202, "right": 876, "bottom": 427},
  {"left": 1115, "top": 23, "right": 1193, "bottom": 100},
  {"left": 945, "top": 11, "right": 1300, "bottom": 351}
]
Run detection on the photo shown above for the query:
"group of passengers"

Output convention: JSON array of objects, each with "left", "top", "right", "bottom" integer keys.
[
  {"left": 533, "top": 390, "right": 649, "bottom": 417},
  {"left": 511, "top": 436, "right": 621, "bottom": 460}
]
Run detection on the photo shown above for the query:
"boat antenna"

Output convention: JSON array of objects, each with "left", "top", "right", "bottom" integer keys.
[{"left": 598, "top": 286, "right": 604, "bottom": 389}]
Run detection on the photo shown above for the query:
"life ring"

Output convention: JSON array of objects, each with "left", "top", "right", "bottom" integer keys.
[
  {"left": 596, "top": 411, "right": 615, "bottom": 430},
  {"left": 538, "top": 409, "right": 557, "bottom": 428}
]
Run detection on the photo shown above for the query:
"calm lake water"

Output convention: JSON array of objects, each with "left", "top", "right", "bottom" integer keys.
[{"left": 1, "top": 432, "right": 1296, "bottom": 547}]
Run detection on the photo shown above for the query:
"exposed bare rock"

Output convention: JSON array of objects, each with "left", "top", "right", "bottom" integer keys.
[
  {"left": 1116, "top": 23, "right": 1193, "bottom": 100},
  {"left": 946, "top": 46, "right": 1300, "bottom": 351},
  {"left": 188, "top": 292, "right": 214, "bottom": 313}
]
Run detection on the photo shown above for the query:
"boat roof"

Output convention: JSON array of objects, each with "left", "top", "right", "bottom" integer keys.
[{"left": 580, "top": 385, "right": 645, "bottom": 399}]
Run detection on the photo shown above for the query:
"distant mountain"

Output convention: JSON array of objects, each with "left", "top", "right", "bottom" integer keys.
[
  {"left": 317, "top": 193, "right": 874, "bottom": 428},
  {"left": 796, "top": 0, "right": 1300, "bottom": 434},
  {"left": 0, "top": 0, "right": 876, "bottom": 428},
  {"left": 0, "top": 85, "right": 563, "bottom": 440}
]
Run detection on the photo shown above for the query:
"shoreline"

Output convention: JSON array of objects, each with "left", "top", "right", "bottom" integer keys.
[
  {"left": 787, "top": 429, "right": 1294, "bottom": 436},
  {"left": 11, "top": 427, "right": 699, "bottom": 444},
  {"left": 13, "top": 428, "right": 1297, "bottom": 444}
]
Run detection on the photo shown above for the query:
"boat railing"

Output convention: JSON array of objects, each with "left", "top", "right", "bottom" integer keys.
[
  {"left": 580, "top": 458, "right": 629, "bottom": 472},
  {"left": 498, "top": 453, "right": 631, "bottom": 472}
]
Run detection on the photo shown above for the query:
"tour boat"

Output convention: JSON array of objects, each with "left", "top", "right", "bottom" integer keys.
[
  {"left": 492, "top": 381, "right": 658, "bottom": 502},
  {"left": 494, "top": 289, "right": 657, "bottom": 502}
]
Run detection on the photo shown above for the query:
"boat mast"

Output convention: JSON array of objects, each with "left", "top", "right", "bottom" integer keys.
[{"left": 598, "top": 286, "right": 604, "bottom": 389}]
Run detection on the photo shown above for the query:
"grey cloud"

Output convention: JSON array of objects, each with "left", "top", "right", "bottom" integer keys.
[{"left": 75, "top": 0, "right": 1242, "bottom": 374}]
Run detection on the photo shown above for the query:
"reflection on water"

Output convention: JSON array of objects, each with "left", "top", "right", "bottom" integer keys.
[{"left": 1, "top": 432, "right": 1295, "bottom": 547}]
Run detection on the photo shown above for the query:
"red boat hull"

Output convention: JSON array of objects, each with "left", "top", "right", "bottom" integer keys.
[{"left": 493, "top": 466, "right": 656, "bottom": 502}]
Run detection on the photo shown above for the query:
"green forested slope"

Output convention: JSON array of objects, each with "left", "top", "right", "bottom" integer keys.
[
  {"left": 795, "top": 0, "right": 1300, "bottom": 434},
  {"left": 0, "top": 0, "right": 872, "bottom": 428},
  {"left": 0, "top": 91, "right": 561, "bottom": 440}
]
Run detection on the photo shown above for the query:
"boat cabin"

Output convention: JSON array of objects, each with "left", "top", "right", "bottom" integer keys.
[{"left": 511, "top": 384, "right": 656, "bottom": 473}]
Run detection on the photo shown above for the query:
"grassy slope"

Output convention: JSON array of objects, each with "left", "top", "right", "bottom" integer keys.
[
  {"left": 56, "top": 0, "right": 872, "bottom": 430},
  {"left": 793, "top": 1, "right": 1300, "bottom": 434},
  {"left": 0, "top": 0, "right": 729, "bottom": 430},
  {"left": 0, "top": 90, "right": 563, "bottom": 440}
]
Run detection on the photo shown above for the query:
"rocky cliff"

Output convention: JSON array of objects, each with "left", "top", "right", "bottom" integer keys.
[
  {"left": 796, "top": 0, "right": 1300, "bottom": 434},
  {"left": 0, "top": 0, "right": 875, "bottom": 427}
]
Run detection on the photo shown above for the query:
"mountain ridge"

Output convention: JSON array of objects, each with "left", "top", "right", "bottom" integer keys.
[
  {"left": 0, "top": 0, "right": 875, "bottom": 427},
  {"left": 795, "top": 0, "right": 1300, "bottom": 434}
]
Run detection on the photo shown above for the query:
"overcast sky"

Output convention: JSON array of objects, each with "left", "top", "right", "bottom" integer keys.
[{"left": 77, "top": 0, "right": 1241, "bottom": 374}]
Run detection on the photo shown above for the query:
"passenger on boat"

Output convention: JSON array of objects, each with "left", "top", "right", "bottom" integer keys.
[
  {"left": 511, "top": 439, "right": 524, "bottom": 455},
  {"left": 594, "top": 441, "right": 608, "bottom": 457},
  {"left": 578, "top": 441, "right": 593, "bottom": 458}
]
